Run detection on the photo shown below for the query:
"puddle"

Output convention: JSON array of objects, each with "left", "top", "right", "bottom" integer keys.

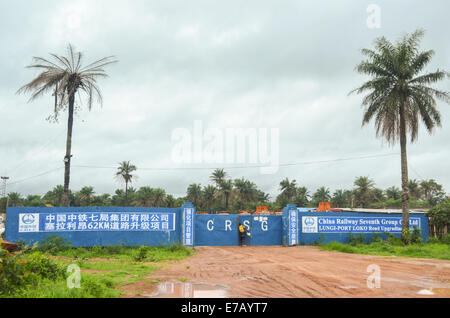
[
  {"left": 417, "top": 289, "right": 435, "bottom": 295},
  {"left": 149, "top": 282, "right": 229, "bottom": 298},
  {"left": 339, "top": 285, "right": 358, "bottom": 290}
]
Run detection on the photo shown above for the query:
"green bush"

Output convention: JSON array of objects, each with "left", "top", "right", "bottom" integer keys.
[
  {"left": 38, "top": 235, "right": 72, "bottom": 254},
  {"left": 386, "top": 233, "right": 403, "bottom": 246},
  {"left": 411, "top": 226, "right": 423, "bottom": 244},
  {"left": 132, "top": 246, "right": 148, "bottom": 262},
  {"left": 0, "top": 249, "right": 66, "bottom": 296},
  {"left": 348, "top": 233, "right": 366, "bottom": 246},
  {"left": 0, "top": 250, "right": 24, "bottom": 295},
  {"left": 370, "top": 233, "right": 383, "bottom": 243},
  {"left": 22, "top": 252, "right": 66, "bottom": 281}
]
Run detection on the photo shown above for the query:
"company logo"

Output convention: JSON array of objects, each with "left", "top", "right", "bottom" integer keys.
[
  {"left": 21, "top": 214, "right": 36, "bottom": 225},
  {"left": 304, "top": 217, "right": 315, "bottom": 226},
  {"left": 302, "top": 216, "right": 318, "bottom": 234},
  {"left": 19, "top": 213, "right": 40, "bottom": 233}
]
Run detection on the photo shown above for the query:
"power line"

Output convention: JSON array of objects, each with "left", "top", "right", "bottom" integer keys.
[
  {"left": 72, "top": 153, "right": 400, "bottom": 171},
  {"left": 7, "top": 167, "right": 64, "bottom": 187},
  {"left": 5, "top": 153, "right": 400, "bottom": 188},
  {"left": 6, "top": 126, "right": 66, "bottom": 175}
]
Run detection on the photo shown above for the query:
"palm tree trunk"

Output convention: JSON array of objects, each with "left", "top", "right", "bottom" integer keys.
[
  {"left": 399, "top": 102, "right": 410, "bottom": 244},
  {"left": 62, "top": 93, "right": 75, "bottom": 207},
  {"left": 125, "top": 181, "right": 128, "bottom": 206}
]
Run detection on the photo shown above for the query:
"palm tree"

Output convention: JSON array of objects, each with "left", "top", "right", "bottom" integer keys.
[
  {"left": 332, "top": 189, "right": 351, "bottom": 208},
  {"left": 136, "top": 187, "right": 154, "bottom": 207},
  {"left": 386, "top": 186, "right": 402, "bottom": 200},
  {"left": 202, "top": 185, "right": 217, "bottom": 209},
  {"left": 78, "top": 186, "right": 95, "bottom": 206},
  {"left": 352, "top": 29, "right": 449, "bottom": 242},
  {"left": 353, "top": 176, "right": 375, "bottom": 207},
  {"left": 186, "top": 184, "right": 202, "bottom": 207},
  {"left": 217, "top": 179, "right": 234, "bottom": 210},
  {"left": 115, "top": 161, "right": 137, "bottom": 204},
  {"left": 408, "top": 179, "right": 421, "bottom": 200},
  {"left": 7, "top": 192, "right": 23, "bottom": 207},
  {"left": 312, "top": 187, "right": 331, "bottom": 206},
  {"left": 165, "top": 195, "right": 176, "bottom": 208},
  {"left": 210, "top": 169, "right": 227, "bottom": 187},
  {"left": 18, "top": 45, "right": 117, "bottom": 206},
  {"left": 233, "top": 178, "right": 257, "bottom": 205},
  {"left": 279, "top": 178, "right": 297, "bottom": 202},
  {"left": 152, "top": 188, "right": 166, "bottom": 207},
  {"left": 43, "top": 185, "right": 65, "bottom": 206},
  {"left": 295, "top": 186, "right": 310, "bottom": 207}
]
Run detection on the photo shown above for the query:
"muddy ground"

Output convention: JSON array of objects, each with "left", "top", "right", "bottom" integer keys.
[{"left": 121, "top": 246, "right": 450, "bottom": 298}]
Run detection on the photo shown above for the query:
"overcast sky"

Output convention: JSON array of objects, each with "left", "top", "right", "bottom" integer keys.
[{"left": 1, "top": 0, "right": 449, "bottom": 199}]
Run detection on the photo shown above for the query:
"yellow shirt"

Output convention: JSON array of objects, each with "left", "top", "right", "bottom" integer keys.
[{"left": 238, "top": 225, "right": 245, "bottom": 233}]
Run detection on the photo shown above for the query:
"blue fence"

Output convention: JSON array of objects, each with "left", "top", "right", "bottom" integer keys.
[
  {"left": 5, "top": 203, "right": 429, "bottom": 247},
  {"left": 282, "top": 204, "right": 429, "bottom": 246}
]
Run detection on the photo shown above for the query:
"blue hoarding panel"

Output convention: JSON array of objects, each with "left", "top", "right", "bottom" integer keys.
[
  {"left": 195, "top": 215, "right": 239, "bottom": 246},
  {"left": 182, "top": 204, "right": 195, "bottom": 246},
  {"left": 6, "top": 207, "right": 181, "bottom": 247},
  {"left": 298, "top": 211, "right": 429, "bottom": 244},
  {"left": 194, "top": 214, "right": 283, "bottom": 246}
]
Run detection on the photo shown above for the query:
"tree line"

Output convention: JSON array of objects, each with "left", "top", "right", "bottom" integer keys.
[{"left": 1, "top": 167, "right": 447, "bottom": 214}]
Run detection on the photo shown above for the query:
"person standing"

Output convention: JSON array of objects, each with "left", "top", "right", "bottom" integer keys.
[{"left": 238, "top": 223, "right": 246, "bottom": 246}]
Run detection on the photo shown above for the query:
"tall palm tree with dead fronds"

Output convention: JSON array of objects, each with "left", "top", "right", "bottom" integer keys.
[
  {"left": 351, "top": 29, "right": 449, "bottom": 243},
  {"left": 18, "top": 44, "right": 117, "bottom": 206}
]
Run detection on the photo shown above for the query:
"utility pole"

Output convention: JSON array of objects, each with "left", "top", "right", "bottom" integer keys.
[{"left": 1, "top": 176, "right": 9, "bottom": 198}]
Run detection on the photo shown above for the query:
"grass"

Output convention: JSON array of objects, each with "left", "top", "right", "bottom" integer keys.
[
  {"left": 1, "top": 244, "right": 194, "bottom": 298},
  {"left": 319, "top": 241, "right": 450, "bottom": 260}
]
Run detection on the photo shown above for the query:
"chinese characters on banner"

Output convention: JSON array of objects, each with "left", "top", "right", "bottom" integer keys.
[
  {"left": 18, "top": 212, "right": 176, "bottom": 233},
  {"left": 183, "top": 208, "right": 194, "bottom": 246},
  {"left": 289, "top": 209, "right": 298, "bottom": 246}
]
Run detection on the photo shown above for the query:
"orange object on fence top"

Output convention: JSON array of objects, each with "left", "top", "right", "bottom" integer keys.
[
  {"left": 316, "top": 202, "right": 331, "bottom": 212},
  {"left": 256, "top": 206, "right": 269, "bottom": 213},
  {"left": 197, "top": 211, "right": 209, "bottom": 214}
]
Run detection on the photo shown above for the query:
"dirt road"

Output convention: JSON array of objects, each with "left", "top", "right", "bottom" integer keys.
[{"left": 123, "top": 246, "right": 450, "bottom": 298}]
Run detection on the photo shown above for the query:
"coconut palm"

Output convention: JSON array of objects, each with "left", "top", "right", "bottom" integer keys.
[
  {"left": 332, "top": 189, "right": 351, "bottom": 208},
  {"left": 202, "top": 185, "right": 217, "bottom": 209},
  {"left": 152, "top": 188, "right": 166, "bottom": 207},
  {"left": 386, "top": 186, "right": 402, "bottom": 200},
  {"left": 165, "top": 195, "right": 176, "bottom": 208},
  {"left": 408, "top": 179, "right": 421, "bottom": 200},
  {"left": 17, "top": 45, "right": 117, "bottom": 206},
  {"left": 233, "top": 178, "right": 257, "bottom": 205},
  {"left": 294, "top": 186, "right": 310, "bottom": 207},
  {"left": 279, "top": 178, "right": 297, "bottom": 202},
  {"left": 312, "top": 187, "right": 331, "bottom": 206},
  {"left": 186, "top": 184, "right": 202, "bottom": 207},
  {"left": 353, "top": 176, "right": 376, "bottom": 207},
  {"left": 351, "top": 29, "right": 449, "bottom": 242},
  {"left": 77, "top": 186, "right": 95, "bottom": 206},
  {"left": 115, "top": 161, "right": 137, "bottom": 204},
  {"left": 217, "top": 179, "right": 234, "bottom": 210},
  {"left": 7, "top": 192, "right": 23, "bottom": 207},
  {"left": 210, "top": 169, "right": 227, "bottom": 187},
  {"left": 42, "top": 185, "right": 66, "bottom": 206}
]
